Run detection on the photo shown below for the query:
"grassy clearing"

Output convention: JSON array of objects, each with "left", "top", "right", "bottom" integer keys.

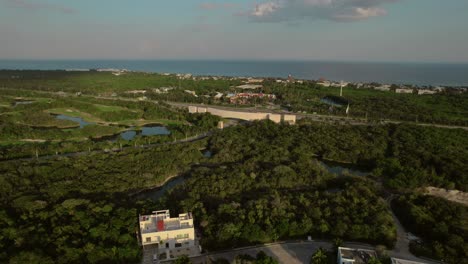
[{"left": 92, "top": 103, "right": 128, "bottom": 112}]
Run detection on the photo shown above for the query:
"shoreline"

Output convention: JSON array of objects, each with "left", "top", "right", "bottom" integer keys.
[{"left": 1, "top": 62, "right": 468, "bottom": 87}]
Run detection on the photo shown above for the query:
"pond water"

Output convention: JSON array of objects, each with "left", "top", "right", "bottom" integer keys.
[
  {"left": 119, "top": 126, "right": 171, "bottom": 141},
  {"left": 136, "top": 153, "right": 372, "bottom": 202},
  {"left": 202, "top": 150, "right": 212, "bottom": 158},
  {"left": 54, "top": 114, "right": 171, "bottom": 140},
  {"left": 135, "top": 176, "right": 186, "bottom": 201},
  {"left": 319, "top": 160, "right": 370, "bottom": 177},
  {"left": 141, "top": 126, "right": 171, "bottom": 136},
  {"left": 320, "top": 97, "right": 345, "bottom": 107},
  {"left": 56, "top": 114, "right": 93, "bottom": 128}
]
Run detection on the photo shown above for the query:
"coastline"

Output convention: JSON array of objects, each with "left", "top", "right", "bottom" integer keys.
[{"left": 1, "top": 60, "right": 468, "bottom": 87}]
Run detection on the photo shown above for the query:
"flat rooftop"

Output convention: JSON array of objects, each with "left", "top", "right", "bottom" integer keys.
[
  {"left": 339, "top": 247, "right": 377, "bottom": 264},
  {"left": 140, "top": 211, "right": 193, "bottom": 234}
]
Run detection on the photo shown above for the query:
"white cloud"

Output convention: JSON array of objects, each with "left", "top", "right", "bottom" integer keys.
[
  {"left": 247, "top": 0, "right": 397, "bottom": 22},
  {"left": 252, "top": 2, "right": 281, "bottom": 17}
]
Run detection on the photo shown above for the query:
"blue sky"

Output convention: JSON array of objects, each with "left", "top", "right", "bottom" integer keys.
[{"left": 0, "top": 0, "right": 467, "bottom": 62}]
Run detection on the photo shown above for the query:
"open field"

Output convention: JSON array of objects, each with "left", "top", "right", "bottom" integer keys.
[{"left": 1, "top": 70, "right": 467, "bottom": 126}]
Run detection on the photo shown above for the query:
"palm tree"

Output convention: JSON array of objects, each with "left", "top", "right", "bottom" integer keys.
[{"left": 310, "top": 248, "right": 328, "bottom": 264}]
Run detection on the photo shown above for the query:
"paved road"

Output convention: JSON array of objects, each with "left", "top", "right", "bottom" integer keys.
[
  {"left": 386, "top": 196, "right": 413, "bottom": 259},
  {"left": 172, "top": 239, "right": 442, "bottom": 264},
  {"left": 190, "top": 241, "right": 332, "bottom": 264}
]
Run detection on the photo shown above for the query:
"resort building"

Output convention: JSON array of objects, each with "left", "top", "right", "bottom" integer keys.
[
  {"left": 139, "top": 210, "right": 199, "bottom": 260},
  {"left": 337, "top": 247, "right": 378, "bottom": 264},
  {"left": 417, "top": 89, "right": 437, "bottom": 95},
  {"left": 391, "top": 258, "right": 428, "bottom": 264},
  {"left": 396, "top": 88, "right": 414, "bottom": 94}
]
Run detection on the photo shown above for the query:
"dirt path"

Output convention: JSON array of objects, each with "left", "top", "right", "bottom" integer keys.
[{"left": 423, "top": 186, "right": 468, "bottom": 206}]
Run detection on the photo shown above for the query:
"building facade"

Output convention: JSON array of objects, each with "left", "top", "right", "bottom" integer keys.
[
  {"left": 139, "top": 210, "right": 195, "bottom": 250},
  {"left": 337, "top": 247, "right": 378, "bottom": 264}
]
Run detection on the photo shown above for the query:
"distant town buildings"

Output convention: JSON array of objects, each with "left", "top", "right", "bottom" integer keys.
[
  {"left": 375, "top": 85, "right": 391, "bottom": 91},
  {"left": 236, "top": 84, "right": 263, "bottom": 90},
  {"left": 230, "top": 93, "right": 276, "bottom": 104},
  {"left": 337, "top": 247, "right": 378, "bottom": 264},
  {"left": 246, "top": 78, "right": 264, "bottom": 83}
]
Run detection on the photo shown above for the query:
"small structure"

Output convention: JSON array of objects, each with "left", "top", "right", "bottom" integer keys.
[
  {"left": 184, "top": 90, "right": 198, "bottom": 97},
  {"left": 391, "top": 257, "right": 428, "bottom": 264},
  {"left": 246, "top": 78, "right": 264, "bottom": 83},
  {"left": 236, "top": 84, "right": 263, "bottom": 90},
  {"left": 396, "top": 88, "right": 414, "bottom": 94},
  {"left": 337, "top": 247, "right": 378, "bottom": 264},
  {"left": 417, "top": 89, "right": 437, "bottom": 95},
  {"left": 214, "top": 92, "right": 224, "bottom": 99},
  {"left": 375, "top": 85, "right": 391, "bottom": 91},
  {"left": 317, "top": 81, "right": 331, "bottom": 87},
  {"left": 139, "top": 210, "right": 199, "bottom": 260}
]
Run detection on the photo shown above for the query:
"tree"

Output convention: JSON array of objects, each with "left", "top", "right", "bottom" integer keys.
[
  {"left": 310, "top": 248, "right": 328, "bottom": 264},
  {"left": 175, "top": 255, "right": 192, "bottom": 264},
  {"left": 367, "top": 257, "right": 382, "bottom": 264}
]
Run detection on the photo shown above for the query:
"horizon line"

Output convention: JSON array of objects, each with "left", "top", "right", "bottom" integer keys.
[{"left": 1, "top": 58, "right": 468, "bottom": 65}]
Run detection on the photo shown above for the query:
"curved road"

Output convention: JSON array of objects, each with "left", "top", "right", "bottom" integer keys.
[{"left": 171, "top": 239, "right": 441, "bottom": 264}]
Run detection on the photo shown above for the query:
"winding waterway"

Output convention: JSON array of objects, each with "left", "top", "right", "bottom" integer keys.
[{"left": 136, "top": 156, "right": 371, "bottom": 202}]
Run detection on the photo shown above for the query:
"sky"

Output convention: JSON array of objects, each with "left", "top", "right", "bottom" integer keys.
[{"left": 0, "top": 0, "right": 467, "bottom": 62}]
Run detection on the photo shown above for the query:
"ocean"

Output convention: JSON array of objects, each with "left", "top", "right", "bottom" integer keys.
[{"left": 0, "top": 60, "right": 467, "bottom": 86}]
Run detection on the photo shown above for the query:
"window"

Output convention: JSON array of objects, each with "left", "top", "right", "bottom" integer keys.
[
  {"left": 146, "top": 237, "right": 151, "bottom": 242},
  {"left": 175, "top": 243, "right": 182, "bottom": 248}
]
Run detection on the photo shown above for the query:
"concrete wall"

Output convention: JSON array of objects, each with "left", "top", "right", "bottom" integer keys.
[
  {"left": 188, "top": 106, "right": 198, "bottom": 114},
  {"left": 283, "top": 114, "right": 296, "bottom": 124},
  {"left": 141, "top": 228, "right": 195, "bottom": 249},
  {"left": 267, "top": 114, "right": 282, "bottom": 123},
  {"left": 189, "top": 106, "right": 296, "bottom": 124}
]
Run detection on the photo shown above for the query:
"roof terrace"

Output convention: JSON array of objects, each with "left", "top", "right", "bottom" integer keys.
[
  {"left": 339, "top": 247, "right": 378, "bottom": 264},
  {"left": 139, "top": 210, "right": 193, "bottom": 234}
]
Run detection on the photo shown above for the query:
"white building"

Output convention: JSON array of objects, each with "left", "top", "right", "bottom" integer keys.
[
  {"left": 396, "top": 88, "right": 414, "bottom": 94},
  {"left": 417, "top": 89, "right": 437, "bottom": 95},
  {"left": 184, "top": 90, "right": 198, "bottom": 97},
  {"left": 140, "top": 210, "right": 195, "bottom": 248},
  {"left": 391, "top": 257, "right": 428, "bottom": 264},
  {"left": 236, "top": 84, "right": 263, "bottom": 89},
  {"left": 246, "top": 78, "right": 264, "bottom": 83},
  {"left": 337, "top": 247, "right": 378, "bottom": 264},
  {"left": 317, "top": 81, "right": 331, "bottom": 87},
  {"left": 375, "top": 85, "right": 391, "bottom": 91}
]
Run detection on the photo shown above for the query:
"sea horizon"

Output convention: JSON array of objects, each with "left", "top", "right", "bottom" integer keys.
[{"left": 1, "top": 59, "right": 468, "bottom": 87}]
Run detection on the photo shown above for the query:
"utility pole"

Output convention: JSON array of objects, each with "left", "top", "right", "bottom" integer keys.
[{"left": 340, "top": 81, "right": 344, "bottom": 97}]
